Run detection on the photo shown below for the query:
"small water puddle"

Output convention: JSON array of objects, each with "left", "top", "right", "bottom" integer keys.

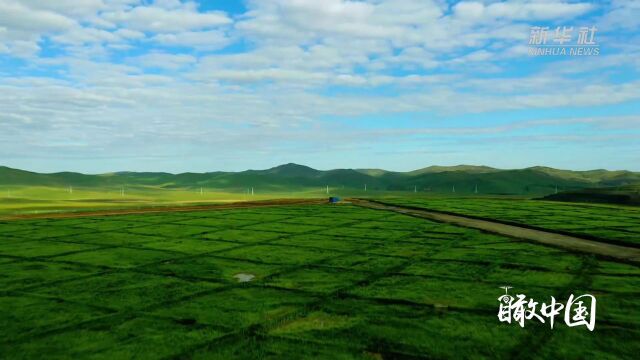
[{"left": 233, "top": 273, "right": 255, "bottom": 283}]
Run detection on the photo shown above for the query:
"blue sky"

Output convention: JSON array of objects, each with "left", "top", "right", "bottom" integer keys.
[{"left": 0, "top": 0, "right": 639, "bottom": 173}]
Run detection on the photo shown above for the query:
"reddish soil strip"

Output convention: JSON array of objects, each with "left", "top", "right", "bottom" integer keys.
[
  {"left": 3, "top": 198, "right": 326, "bottom": 221},
  {"left": 351, "top": 198, "right": 640, "bottom": 264}
]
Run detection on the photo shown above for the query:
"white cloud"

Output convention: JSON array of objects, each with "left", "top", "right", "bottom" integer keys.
[
  {"left": 130, "top": 52, "right": 197, "bottom": 70},
  {"left": 0, "top": 1, "right": 75, "bottom": 34},
  {"left": 114, "top": 28, "right": 146, "bottom": 40},
  {"left": 454, "top": 2, "right": 485, "bottom": 20},
  {"left": 152, "top": 30, "right": 230, "bottom": 50},
  {"left": 3, "top": 40, "right": 41, "bottom": 58},
  {"left": 450, "top": 49, "right": 493, "bottom": 63},
  {"left": 454, "top": 1, "right": 594, "bottom": 21},
  {"left": 0, "top": 0, "right": 638, "bottom": 172},
  {"left": 599, "top": 0, "right": 640, "bottom": 31},
  {"left": 102, "top": 3, "right": 231, "bottom": 33},
  {"left": 237, "top": 0, "right": 443, "bottom": 45},
  {"left": 16, "top": 0, "right": 107, "bottom": 17},
  {"left": 52, "top": 26, "right": 120, "bottom": 45}
]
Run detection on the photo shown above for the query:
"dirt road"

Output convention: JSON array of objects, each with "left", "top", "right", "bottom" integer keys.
[{"left": 351, "top": 199, "right": 640, "bottom": 264}]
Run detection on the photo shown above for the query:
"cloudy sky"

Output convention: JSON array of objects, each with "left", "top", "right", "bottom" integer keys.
[{"left": 1, "top": 0, "right": 639, "bottom": 173}]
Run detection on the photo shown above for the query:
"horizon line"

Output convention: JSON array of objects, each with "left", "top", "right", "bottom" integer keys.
[{"left": 2, "top": 163, "right": 637, "bottom": 176}]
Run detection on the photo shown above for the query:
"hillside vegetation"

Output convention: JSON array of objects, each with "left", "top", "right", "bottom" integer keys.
[
  {"left": 2, "top": 163, "right": 639, "bottom": 196},
  {"left": 543, "top": 185, "right": 640, "bottom": 206}
]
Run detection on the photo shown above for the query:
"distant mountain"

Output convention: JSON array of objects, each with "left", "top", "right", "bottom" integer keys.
[
  {"left": 2, "top": 163, "right": 639, "bottom": 196},
  {"left": 355, "top": 169, "right": 389, "bottom": 177},
  {"left": 262, "top": 163, "right": 320, "bottom": 177},
  {"left": 407, "top": 165, "right": 499, "bottom": 176},
  {"left": 528, "top": 166, "right": 640, "bottom": 186},
  {"left": 0, "top": 166, "right": 103, "bottom": 186}
]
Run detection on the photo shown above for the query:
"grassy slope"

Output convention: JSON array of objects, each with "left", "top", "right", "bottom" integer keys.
[
  {"left": 542, "top": 185, "right": 640, "bottom": 206},
  {"left": 3, "top": 163, "right": 640, "bottom": 196},
  {"left": 531, "top": 166, "right": 640, "bottom": 185}
]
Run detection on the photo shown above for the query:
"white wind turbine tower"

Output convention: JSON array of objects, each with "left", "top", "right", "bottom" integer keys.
[
  {"left": 364, "top": 184, "right": 367, "bottom": 192},
  {"left": 414, "top": 185, "right": 417, "bottom": 193},
  {"left": 251, "top": 187, "right": 254, "bottom": 196},
  {"left": 452, "top": 185, "right": 456, "bottom": 193},
  {"left": 474, "top": 184, "right": 478, "bottom": 194},
  {"left": 200, "top": 187, "right": 203, "bottom": 195},
  {"left": 68, "top": 186, "right": 73, "bottom": 194},
  {"left": 326, "top": 185, "right": 329, "bottom": 195}
]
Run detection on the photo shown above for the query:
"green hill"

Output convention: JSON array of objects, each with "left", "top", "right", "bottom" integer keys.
[
  {"left": 399, "top": 168, "right": 587, "bottom": 195},
  {"left": 542, "top": 185, "right": 640, "bottom": 206},
  {"left": 354, "top": 168, "right": 389, "bottom": 177},
  {"left": 407, "top": 165, "right": 499, "bottom": 176},
  {"left": 1, "top": 164, "right": 639, "bottom": 196},
  {"left": 528, "top": 166, "right": 640, "bottom": 186}
]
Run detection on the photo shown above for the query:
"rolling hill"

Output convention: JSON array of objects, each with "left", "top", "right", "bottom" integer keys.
[
  {"left": 542, "top": 184, "right": 640, "bottom": 206},
  {"left": 1, "top": 163, "right": 639, "bottom": 196}
]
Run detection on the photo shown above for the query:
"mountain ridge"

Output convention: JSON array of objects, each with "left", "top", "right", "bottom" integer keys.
[{"left": 2, "top": 164, "right": 639, "bottom": 196}]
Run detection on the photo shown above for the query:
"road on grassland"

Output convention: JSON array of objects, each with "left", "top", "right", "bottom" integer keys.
[{"left": 351, "top": 198, "right": 640, "bottom": 264}]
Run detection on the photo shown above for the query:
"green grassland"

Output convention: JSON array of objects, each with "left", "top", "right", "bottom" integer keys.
[
  {"left": 0, "top": 184, "right": 406, "bottom": 217},
  {"left": 1, "top": 204, "right": 638, "bottom": 359},
  {"left": 0, "top": 185, "right": 326, "bottom": 217},
  {"left": 378, "top": 197, "right": 640, "bottom": 247}
]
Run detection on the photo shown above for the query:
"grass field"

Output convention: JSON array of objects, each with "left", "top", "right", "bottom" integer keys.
[
  {"left": 0, "top": 185, "right": 393, "bottom": 217},
  {"left": 378, "top": 198, "right": 640, "bottom": 247},
  {"left": 1, "top": 203, "right": 638, "bottom": 359},
  {"left": 0, "top": 186, "right": 326, "bottom": 217}
]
